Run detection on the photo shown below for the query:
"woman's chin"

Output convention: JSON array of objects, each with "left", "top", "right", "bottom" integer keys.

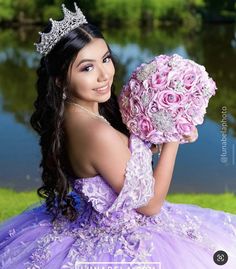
[
  {"left": 97, "top": 87, "right": 111, "bottom": 101},
  {"left": 99, "top": 91, "right": 111, "bottom": 102}
]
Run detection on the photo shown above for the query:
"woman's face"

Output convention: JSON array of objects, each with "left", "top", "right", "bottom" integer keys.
[{"left": 67, "top": 38, "right": 115, "bottom": 106}]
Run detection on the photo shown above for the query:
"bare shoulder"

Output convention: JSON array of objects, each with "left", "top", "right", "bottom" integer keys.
[
  {"left": 87, "top": 120, "right": 131, "bottom": 194},
  {"left": 87, "top": 120, "right": 122, "bottom": 144},
  {"left": 87, "top": 120, "right": 130, "bottom": 159}
]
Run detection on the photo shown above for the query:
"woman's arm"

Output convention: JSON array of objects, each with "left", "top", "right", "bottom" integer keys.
[
  {"left": 136, "top": 127, "right": 198, "bottom": 216},
  {"left": 135, "top": 141, "right": 179, "bottom": 216}
]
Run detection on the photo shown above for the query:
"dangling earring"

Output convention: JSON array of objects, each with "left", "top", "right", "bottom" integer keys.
[
  {"left": 62, "top": 87, "right": 67, "bottom": 101},
  {"left": 62, "top": 92, "right": 67, "bottom": 100}
]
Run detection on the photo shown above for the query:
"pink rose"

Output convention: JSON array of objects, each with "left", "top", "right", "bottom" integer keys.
[
  {"left": 183, "top": 69, "right": 198, "bottom": 90},
  {"left": 176, "top": 119, "right": 195, "bottom": 136},
  {"left": 167, "top": 71, "right": 184, "bottom": 90},
  {"left": 150, "top": 72, "right": 168, "bottom": 91},
  {"left": 138, "top": 116, "right": 154, "bottom": 138},
  {"left": 191, "top": 93, "right": 207, "bottom": 107},
  {"left": 147, "top": 98, "right": 159, "bottom": 114},
  {"left": 186, "top": 106, "right": 206, "bottom": 125},
  {"left": 185, "top": 106, "right": 198, "bottom": 119},
  {"left": 170, "top": 106, "right": 185, "bottom": 120},
  {"left": 129, "top": 95, "right": 143, "bottom": 116},
  {"left": 208, "top": 78, "right": 217, "bottom": 96},
  {"left": 145, "top": 129, "right": 159, "bottom": 142},
  {"left": 127, "top": 119, "right": 139, "bottom": 135},
  {"left": 157, "top": 90, "right": 183, "bottom": 109},
  {"left": 129, "top": 79, "right": 141, "bottom": 95},
  {"left": 120, "top": 109, "right": 130, "bottom": 123},
  {"left": 157, "top": 61, "right": 171, "bottom": 76},
  {"left": 195, "top": 80, "right": 216, "bottom": 97}
]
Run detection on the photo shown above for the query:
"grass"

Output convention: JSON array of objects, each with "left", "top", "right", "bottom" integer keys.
[
  {"left": 0, "top": 188, "right": 40, "bottom": 221},
  {"left": 0, "top": 188, "right": 235, "bottom": 222},
  {"left": 166, "top": 192, "right": 236, "bottom": 214}
]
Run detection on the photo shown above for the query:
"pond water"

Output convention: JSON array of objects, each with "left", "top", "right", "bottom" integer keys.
[{"left": 0, "top": 23, "right": 235, "bottom": 192}]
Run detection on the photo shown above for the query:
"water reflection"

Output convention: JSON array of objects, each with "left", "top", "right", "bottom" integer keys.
[{"left": 0, "top": 24, "right": 235, "bottom": 192}]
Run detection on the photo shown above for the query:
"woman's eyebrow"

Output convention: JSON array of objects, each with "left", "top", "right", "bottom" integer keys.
[{"left": 76, "top": 50, "right": 110, "bottom": 67}]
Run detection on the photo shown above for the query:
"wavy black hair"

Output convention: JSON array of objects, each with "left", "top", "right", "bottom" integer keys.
[{"left": 30, "top": 22, "right": 130, "bottom": 223}]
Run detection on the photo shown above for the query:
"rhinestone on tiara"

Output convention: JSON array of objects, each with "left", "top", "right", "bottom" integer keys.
[{"left": 34, "top": 2, "right": 87, "bottom": 56}]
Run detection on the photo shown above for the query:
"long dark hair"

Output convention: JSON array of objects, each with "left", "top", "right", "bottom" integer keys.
[{"left": 30, "top": 22, "right": 130, "bottom": 223}]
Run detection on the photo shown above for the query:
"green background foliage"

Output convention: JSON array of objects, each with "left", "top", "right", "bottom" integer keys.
[{"left": 0, "top": 0, "right": 235, "bottom": 25}]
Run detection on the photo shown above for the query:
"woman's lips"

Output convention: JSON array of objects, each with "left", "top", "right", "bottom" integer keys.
[{"left": 95, "top": 83, "right": 110, "bottom": 93}]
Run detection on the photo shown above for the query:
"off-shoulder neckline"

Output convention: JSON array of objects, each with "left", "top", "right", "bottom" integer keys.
[{"left": 73, "top": 133, "right": 133, "bottom": 181}]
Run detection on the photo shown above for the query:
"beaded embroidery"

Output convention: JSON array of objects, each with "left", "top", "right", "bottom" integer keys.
[
  {"left": 150, "top": 109, "right": 174, "bottom": 132},
  {"left": 137, "top": 62, "right": 157, "bottom": 82}
]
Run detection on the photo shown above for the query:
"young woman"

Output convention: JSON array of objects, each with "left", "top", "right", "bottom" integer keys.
[{"left": 0, "top": 3, "right": 235, "bottom": 269}]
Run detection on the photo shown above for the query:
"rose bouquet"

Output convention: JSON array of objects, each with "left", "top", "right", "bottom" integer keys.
[{"left": 118, "top": 54, "right": 217, "bottom": 144}]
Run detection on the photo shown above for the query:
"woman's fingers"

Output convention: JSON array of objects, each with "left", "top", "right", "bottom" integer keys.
[
  {"left": 183, "top": 127, "right": 198, "bottom": 143},
  {"left": 151, "top": 127, "right": 198, "bottom": 153}
]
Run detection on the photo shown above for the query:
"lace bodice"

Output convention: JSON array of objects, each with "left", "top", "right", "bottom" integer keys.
[{"left": 72, "top": 133, "right": 155, "bottom": 216}]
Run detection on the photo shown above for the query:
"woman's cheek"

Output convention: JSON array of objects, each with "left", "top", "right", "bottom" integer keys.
[{"left": 106, "top": 62, "right": 115, "bottom": 77}]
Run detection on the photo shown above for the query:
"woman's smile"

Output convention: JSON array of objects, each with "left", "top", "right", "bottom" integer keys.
[{"left": 94, "top": 83, "right": 110, "bottom": 94}]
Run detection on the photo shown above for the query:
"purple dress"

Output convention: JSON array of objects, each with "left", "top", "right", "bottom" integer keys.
[{"left": 0, "top": 133, "right": 236, "bottom": 269}]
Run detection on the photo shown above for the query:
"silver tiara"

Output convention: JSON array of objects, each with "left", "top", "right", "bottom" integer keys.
[{"left": 34, "top": 2, "right": 87, "bottom": 56}]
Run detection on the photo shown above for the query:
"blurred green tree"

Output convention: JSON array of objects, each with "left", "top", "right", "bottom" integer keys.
[{"left": 0, "top": 0, "right": 14, "bottom": 21}]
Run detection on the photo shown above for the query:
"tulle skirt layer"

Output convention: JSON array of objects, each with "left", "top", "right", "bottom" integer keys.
[{"left": 0, "top": 192, "right": 236, "bottom": 269}]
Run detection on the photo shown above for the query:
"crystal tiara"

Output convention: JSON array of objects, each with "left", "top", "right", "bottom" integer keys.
[{"left": 34, "top": 2, "right": 88, "bottom": 56}]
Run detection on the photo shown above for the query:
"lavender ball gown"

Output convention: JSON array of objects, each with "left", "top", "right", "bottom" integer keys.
[{"left": 0, "top": 134, "right": 236, "bottom": 269}]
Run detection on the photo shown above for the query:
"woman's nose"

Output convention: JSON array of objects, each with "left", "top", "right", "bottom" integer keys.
[{"left": 97, "top": 66, "right": 109, "bottom": 82}]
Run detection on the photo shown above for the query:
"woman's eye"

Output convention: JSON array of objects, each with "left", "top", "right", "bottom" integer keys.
[
  {"left": 81, "top": 65, "right": 93, "bottom": 72},
  {"left": 103, "top": 55, "right": 111, "bottom": 63}
]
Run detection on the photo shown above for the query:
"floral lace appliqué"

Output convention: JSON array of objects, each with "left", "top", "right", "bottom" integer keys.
[{"left": 73, "top": 133, "right": 155, "bottom": 216}]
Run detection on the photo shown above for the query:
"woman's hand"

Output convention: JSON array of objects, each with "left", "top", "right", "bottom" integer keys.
[
  {"left": 150, "top": 126, "right": 198, "bottom": 154},
  {"left": 182, "top": 126, "right": 198, "bottom": 143}
]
